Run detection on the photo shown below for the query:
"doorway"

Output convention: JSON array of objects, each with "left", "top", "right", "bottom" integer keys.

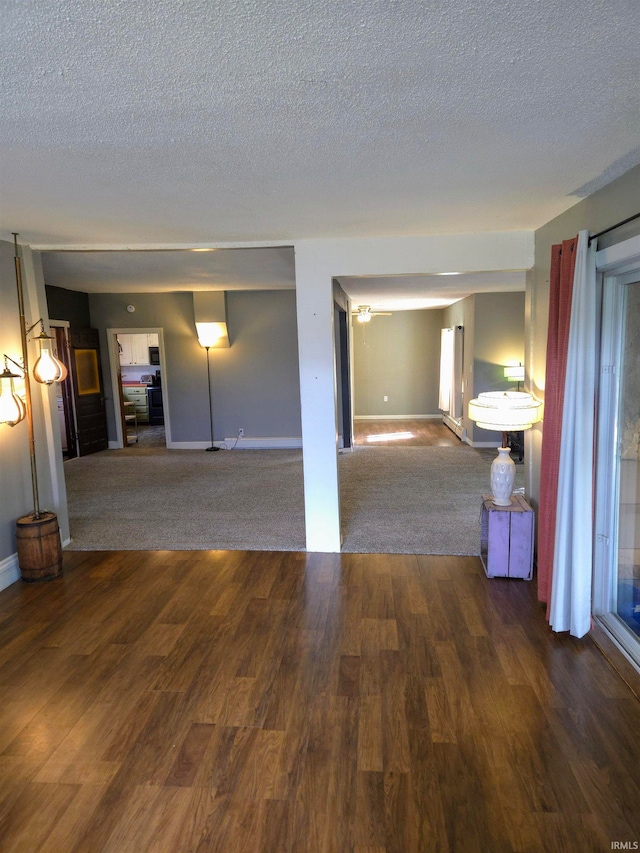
[
  {"left": 334, "top": 302, "right": 352, "bottom": 450},
  {"left": 49, "top": 321, "right": 109, "bottom": 457},
  {"left": 106, "top": 327, "right": 171, "bottom": 449}
]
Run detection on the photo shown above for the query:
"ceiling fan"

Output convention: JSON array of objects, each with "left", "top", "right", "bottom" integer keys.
[{"left": 352, "top": 305, "right": 393, "bottom": 323}]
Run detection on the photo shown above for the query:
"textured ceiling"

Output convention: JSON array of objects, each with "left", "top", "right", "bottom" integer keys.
[{"left": 1, "top": 0, "right": 639, "bottom": 249}]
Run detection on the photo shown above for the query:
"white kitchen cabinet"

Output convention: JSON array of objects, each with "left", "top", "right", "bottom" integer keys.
[
  {"left": 132, "top": 335, "right": 150, "bottom": 364},
  {"left": 118, "top": 334, "right": 152, "bottom": 365},
  {"left": 123, "top": 387, "right": 149, "bottom": 423},
  {"left": 118, "top": 334, "right": 132, "bottom": 365}
]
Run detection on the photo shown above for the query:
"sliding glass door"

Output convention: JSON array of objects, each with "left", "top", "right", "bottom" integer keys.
[{"left": 594, "top": 269, "right": 640, "bottom": 664}]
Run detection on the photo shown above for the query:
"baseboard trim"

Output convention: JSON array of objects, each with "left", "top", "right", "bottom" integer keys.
[
  {"left": 354, "top": 414, "right": 441, "bottom": 421},
  {"left": 108, "top": 440, "right": 119, "bottom": 449},
  {"left": 442, "top": 414, "right": 463, "bottom": 438},
  {"left": 168, "top": 441, "right": 226, "bottom": 450},
  {"left": 0, "top": 553, "right": 21, "bottom": 592},
  {"left": 227, "top": 437, "right": 303, "bottom": 450},
  {"left": 169, "top": 438, "right": 302, "bottom": 450}
]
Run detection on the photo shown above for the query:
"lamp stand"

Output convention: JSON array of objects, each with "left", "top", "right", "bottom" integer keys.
[
  {"left": 14, "top": 234, "right": 41, "bottom": 518},
  {"left": 205, "top": 346, "right": 219, "bottom": 452},
  {"left": 12, "top": 234, "right": 62, "bottom": 581}
]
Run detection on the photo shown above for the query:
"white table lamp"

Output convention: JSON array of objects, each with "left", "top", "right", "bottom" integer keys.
[{"left": 468, "top": 391, "right": 542, "bottom": 505}]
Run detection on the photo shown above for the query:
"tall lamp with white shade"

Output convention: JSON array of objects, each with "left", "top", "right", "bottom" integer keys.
[
  {"left": 196, "top": 322, "right": 226, "bottom": 452},
  {"left": 468, "top": 391, "right": 542, "bottom": 506},
  {"left": 193, "top": 291, "right": 230, "bottom": 453}
]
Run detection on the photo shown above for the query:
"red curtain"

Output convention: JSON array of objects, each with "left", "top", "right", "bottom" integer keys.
[{"left": 537, "top": 237, "right": 578, "bottom": 608}]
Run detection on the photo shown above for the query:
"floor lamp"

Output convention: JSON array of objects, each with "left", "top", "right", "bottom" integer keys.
[
  {"left": 203, "top": 344, "right": 219, "bottom": 452},
  {"left": 0, "top": 234, "right": 67, "bottom": 580},
  {"left": 196, "top": 323, "right": 225, "bottom": 452}
]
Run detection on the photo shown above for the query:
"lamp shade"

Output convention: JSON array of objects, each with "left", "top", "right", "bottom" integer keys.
[
  {"left": 468, "top": 391, "right": 542, "bottom": 432},
  {"left": 33, "top": 345, "right": 66, "bottom": 385},
  {"left": 196, "top": 322, "right": 227, "bottom": 348},
  {"left": 194, "top": 292, "right": 230, "bottom": 347},
  {"left": 504, "top": 364, "right": 525, "bottom": 381},
  {"left": 0, "top": 368, "right": 26, "bottom": 426}
]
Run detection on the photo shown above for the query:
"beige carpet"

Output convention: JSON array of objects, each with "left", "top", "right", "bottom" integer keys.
[{"left": 63, "top": 444, "right": 523, "bottom": 554}]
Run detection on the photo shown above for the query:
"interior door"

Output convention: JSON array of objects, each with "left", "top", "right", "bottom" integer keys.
[
  {"left": 334, "top": 305, "right": 352, "bottom": 449},
  {"left": 51, "top": 325, "right": 78, "bottom": 458},
  {"left": 70, "top": 328, "right": 109, "bottom": 456}
]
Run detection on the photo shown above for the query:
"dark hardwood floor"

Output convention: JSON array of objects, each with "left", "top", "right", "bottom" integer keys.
[
  {"left": 1, "top": 549, "right": 639, "bottom": 852},
  {"left": 354, "top": 418, "right": 460, "bottom": 447}
]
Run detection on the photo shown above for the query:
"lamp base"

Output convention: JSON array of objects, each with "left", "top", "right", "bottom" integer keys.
[
  {"left": 490, "top": 446, "right": 515, "bottom": 506},
  {"left": 206, "top": 445, "right": 221, "bottom": 452},
  {"left": 16, "top": 511, "right": 63, "bottom": 582}
]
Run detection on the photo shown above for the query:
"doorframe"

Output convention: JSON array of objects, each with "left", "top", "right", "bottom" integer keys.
[
  {"left": 593, "top": 233, "right": 640, "bottom": 670},
  {"left": 106, "top": 328, "right": 171, "bottom": 449}
]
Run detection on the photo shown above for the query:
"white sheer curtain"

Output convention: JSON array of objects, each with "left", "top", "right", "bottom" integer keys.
[
  {"left": 549, "top": 230, "right": 598, "bottom": 637},
  {"left": 439, "top": 328, "right": 453, "bottom": 412},
  {"left": 439, "top": 326, "right": 463, "bottom": 418}
]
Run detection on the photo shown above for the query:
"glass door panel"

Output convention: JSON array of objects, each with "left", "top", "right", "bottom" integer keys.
[
  {"left": 595, "top": 272, "right": 640, "bottom": 665},
  {"left": 615, "top": 283, "right": 640, "bottom": 638}
]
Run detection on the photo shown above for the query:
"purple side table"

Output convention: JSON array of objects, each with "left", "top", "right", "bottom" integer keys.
[{"left": 480, "top": 494, "right": 534, "bottom": 580}]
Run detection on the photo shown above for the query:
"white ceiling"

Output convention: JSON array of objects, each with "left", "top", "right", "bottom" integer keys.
[
  {"left": 41, "top": 247, "right": 296, "bottom": 293},
  {"left": 41, "top": 247, "right": 525, "bottom": 309},
  {"left": 339, "top": 271, "right": 527, "bottom": 311},
  {"left": 2, "top": 0, "right": 639, "bottom": 306}
]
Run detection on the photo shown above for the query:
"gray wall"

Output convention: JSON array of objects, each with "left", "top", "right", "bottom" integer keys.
[
  {"left": 473, "top": 292, "right": 526, "bottom": 445},
  {"left": 88, "top": 289, "right": 302, "bottom": 443},
  {"left": 353, "top": 309, "right": 443, "bottom": 417},
  {"left": 528, "top": 162, "right": 640, "bottom": 508}
]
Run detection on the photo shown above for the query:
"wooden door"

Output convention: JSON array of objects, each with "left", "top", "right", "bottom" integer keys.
[
  {"left": 52, "top": 326, "right": 78, "bottom": 458},
  {"left": 70, "top": 329, "right": 109, "bottom": 456}
]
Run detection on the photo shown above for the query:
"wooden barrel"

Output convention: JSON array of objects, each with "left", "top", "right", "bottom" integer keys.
[{"left": 16, "top": 512, "right": 63, "bottom": 582}]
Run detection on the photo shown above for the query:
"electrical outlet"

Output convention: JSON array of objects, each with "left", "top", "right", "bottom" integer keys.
[
  {"left": 383, "top": 395, "right": 388, "bottom": 402},
  {"left": 238, "top": 428, "right": 244, "bottom": 438}
]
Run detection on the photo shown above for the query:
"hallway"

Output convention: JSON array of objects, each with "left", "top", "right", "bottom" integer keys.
[{"left": 353, "top": 419, "right": 460, "bottom": 447}]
